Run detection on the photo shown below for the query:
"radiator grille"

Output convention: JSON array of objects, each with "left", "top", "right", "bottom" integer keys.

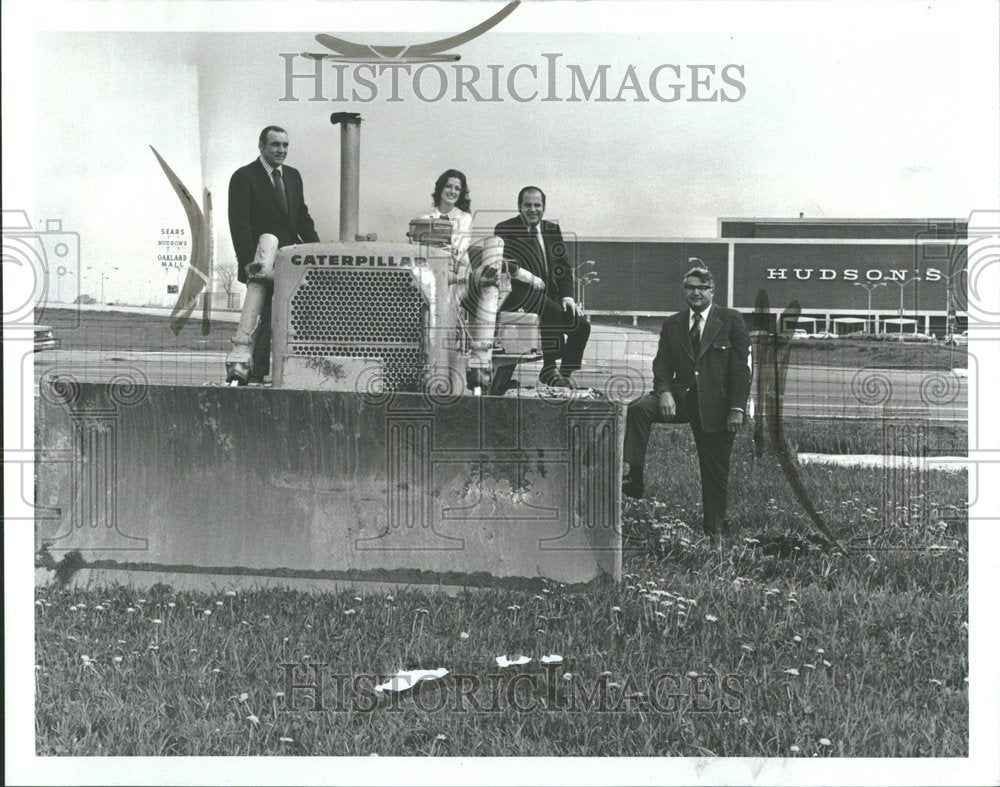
[
  {"left": 290, "top": 269, "right": 424, "bottom": 343},
  {"left": 290, "top": 345, "right": 422, "bottom": 391},
  {"left": 288, "top": 269, "right": 426, "bottom": 392}
]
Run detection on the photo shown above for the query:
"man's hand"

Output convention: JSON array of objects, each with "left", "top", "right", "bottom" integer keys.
[
  {"left": 727, "top": 409, "right": 744, "bottom": 433},
  {"left": 658, "top": 391, "right": 676, "bottom": 420},
  {"left": 562, "top": 297, "right": 582, "bottom": 316}
]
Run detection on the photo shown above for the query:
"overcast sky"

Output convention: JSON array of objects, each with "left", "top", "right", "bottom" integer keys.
[{"left": 4, "top": 0, "right": 999, "bottom": 304}]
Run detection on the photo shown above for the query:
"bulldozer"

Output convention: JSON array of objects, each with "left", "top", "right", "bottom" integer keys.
[{"left": 35, "top": 113, "right": 623, "bottom": 591}]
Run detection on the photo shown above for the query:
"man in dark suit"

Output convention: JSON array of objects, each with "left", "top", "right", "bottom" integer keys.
[
  {"left": 622, "top": 266, "right": 751, "bottom": 537},
  {"left": 494, "top": 187, "right": 591, "bottom": 388},
  {"left": 228, "top": 125, "right": 320, "bottom": 382}
]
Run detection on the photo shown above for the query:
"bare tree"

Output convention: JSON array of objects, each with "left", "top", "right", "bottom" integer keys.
[{"left": 216, "top": 264, "right": 239, "bottom": 309}]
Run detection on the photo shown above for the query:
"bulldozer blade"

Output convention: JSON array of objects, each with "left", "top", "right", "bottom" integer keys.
[{"left": 35, "top": 381, "right": 623, "bottom": 590}]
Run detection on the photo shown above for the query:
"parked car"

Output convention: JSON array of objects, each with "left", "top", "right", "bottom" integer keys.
[
  {"left": 34, "top": 324, "right": 59, "bottom": 351},
  {"left": 808, "top": 331, "right": 837, "bottom": 339},
  {"left": 951, "top": 330, "right": 968, "bottom": 346},
  {"left": 791, "top": 329, "right": 809, "bottom": 340}
]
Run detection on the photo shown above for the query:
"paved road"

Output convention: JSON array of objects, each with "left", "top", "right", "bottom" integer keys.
[{"left": 33, "top": 340, "right": 966, "bottom": 422}]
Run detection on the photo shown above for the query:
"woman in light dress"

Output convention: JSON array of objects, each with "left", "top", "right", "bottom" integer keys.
[
  {"left": 422, "top": 169, "right": 503, "bottom": 393},
  {"left": 422, "top": 169, "right": 473, "bottom": 266}
]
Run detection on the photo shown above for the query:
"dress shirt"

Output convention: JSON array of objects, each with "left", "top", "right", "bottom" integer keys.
[
  {"left": 689, "top": 303, "right": 711, "bottom": 340},
  {"left": 258, "top": 156, "right": 282, "bottom": 179}
]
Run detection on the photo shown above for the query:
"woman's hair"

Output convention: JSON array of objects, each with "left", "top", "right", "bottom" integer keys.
[{"left": 432, "top": 169, "right": 471, "bottom": 213}]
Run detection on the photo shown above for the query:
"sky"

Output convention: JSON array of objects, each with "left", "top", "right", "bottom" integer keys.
[{"left": 2, "top": 0, "right": 998, "bottom": 306}]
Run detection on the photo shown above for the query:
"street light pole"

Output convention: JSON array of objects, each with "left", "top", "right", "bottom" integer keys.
[
  {"left": 87, "top": 266, "right": 120, "bottom": 304},
  {"left": 853, "top": 282, "right": 886, "bottom": 334},
  {"left": 888, "top": 278, "right": 914, "bottom": 342},
  {"left": 575, "top": 259, "right": 596, "bottom": 312}
]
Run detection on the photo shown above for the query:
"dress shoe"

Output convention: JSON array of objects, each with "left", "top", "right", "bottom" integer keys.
[{"left": 539, "top": 368, "right": 572, "bottom": 388}]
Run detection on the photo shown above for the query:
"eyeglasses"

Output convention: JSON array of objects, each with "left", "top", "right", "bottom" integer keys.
[{"left": 684, "top": 285, "right": 712, "bottom": 292}]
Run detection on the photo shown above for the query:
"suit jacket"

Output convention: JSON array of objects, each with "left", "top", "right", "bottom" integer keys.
[
  {"left": 652, "top": 305, "right": 751, "bottom": 433},
  {"left": 493, "top": 216, "right": 574, "bottom": 302},
  {"left": 228, "top": 159, "right": 319, "bottom": 283}
]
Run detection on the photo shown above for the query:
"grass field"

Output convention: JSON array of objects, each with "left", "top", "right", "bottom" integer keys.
[{"left": 34, "top": 426, "right": 968, "bottom": 757}]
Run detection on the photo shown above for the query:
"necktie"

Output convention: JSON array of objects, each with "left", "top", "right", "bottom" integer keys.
[
  {"left": 690, "top": 310, "right": 702, "bottom": 354},
  {"left": 272, "top": 168, "right": 287, "bottom": 215},
  {"left": 532, "top": 225, "right": 546, "bottom": 268}
]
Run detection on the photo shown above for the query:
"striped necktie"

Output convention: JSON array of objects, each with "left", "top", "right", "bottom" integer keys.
[{"left": 690, "top": 310, "right": 702, "bottom": 354}]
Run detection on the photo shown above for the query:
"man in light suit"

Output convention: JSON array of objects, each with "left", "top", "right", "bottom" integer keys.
[
  {"left": 494, "top": 186, "right": 590, "bottom": 388},
  {"left": 622, "top": 266, "right": 751, "bottom": 537},
  {"left": 228, "top": 125, "right": 320, "bottom": 382}
]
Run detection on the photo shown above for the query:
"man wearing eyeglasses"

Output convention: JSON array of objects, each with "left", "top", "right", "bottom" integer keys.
[{"left": 622, "top": 265, "right": 751, "bottom": 538}]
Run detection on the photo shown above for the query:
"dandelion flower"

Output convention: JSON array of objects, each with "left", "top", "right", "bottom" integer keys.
[
  {"left": 152, "top": 619, "right": 163, "bottom": 625},
  {"left": 80, "top": 655, "right": 91, "bottom": 662},
  {"left": 148, "top": 645, "right": 159, "bottom": 651},
  {"left": 784, "top": 668, "right": 800, "bottom": 676},
  {"left": 279, "top": 737, "right": 294, "bottom": 743},
  {"left": 215, "top": 600, "right": 224, "bottom": 607},
  {"left": 819, "top": 738, "right": 832, "bottom": 747},
  {"left": 263, "top": 614, "right": 271, "bottom": 620},
  {"left": 739, "top": 717, "right": 749, "bottom": 726},
  {"left": 686, "top": 671, "right": 699, "bottom": 678},
  {"left": 274, "top": 691, "right": 285, "bottom": 697},
  {"left": 822, "top": 660, "right": 832, "bottom": 668},
  {"left": 212, "top": 668, "right": 221, "bottom": 673},
  {"left": 113, "top": 656, "right": 123, "bottom": 663},
  {"left": 246, "top": 714, "right": 260, "bottom": 724},
  {"left": 238, "top": 692, "right": 249, "bottom": 702},
  {"left": 225, "top": 590, "right": 237, "bottom": 597},
  {"left": 611, "top": 606, "right": 622, "bottom": 613},
  {"left": 167, "top": 602, "right": 176, "bottom": 608},
  {"left": 792, "top": 635, "right": 802, "bottom": 642},
  {"left": 126, "top": 607, "right": 136, "bottom": 613},
  {"left": 506, "top": 605, "right": 521, "bottom": 611},
  {"left": 95, "top": 605, "right": 105, "bottom": 611},
  {"left": 705, "top": 614, "right": 718, "bottom": 623},
  {"left": 562, "top": 673, "right": 573, "bottom": 680},
  {"left": 435, "top": 734, "right": 447, "bottom": 741},
  {"left": 353, "top": 596, "right": 363, "bottom": 603},
  {"left": 203, "top": 610, "right": 212, "bottom": 616},
  {"left": 815, "top": 648, "right": 825, "bottom": 654},
  {"left": 459, "top": 632, "right": 470, "bottom": 640},
  {"left": 790, "top": 744, "right": 801, "bottom": 753}
]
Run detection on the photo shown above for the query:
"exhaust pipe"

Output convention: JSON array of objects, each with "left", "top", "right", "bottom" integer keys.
[{"left": 331, "top": 112, "right": 361, "bottom": 242}]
